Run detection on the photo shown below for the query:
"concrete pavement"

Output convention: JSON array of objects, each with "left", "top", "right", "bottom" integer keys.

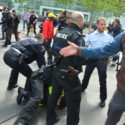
[{"left": 0, "top": 23, "right": 125, "bottom": 125}]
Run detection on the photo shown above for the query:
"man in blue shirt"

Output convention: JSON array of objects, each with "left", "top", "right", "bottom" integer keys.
[
  {"left": 59, "top": 32, "right": 125, "bottom": 125},
  {"left": 81, "top": 17, "right": 113, "bottom": 108},
  {"left": 21, "top": 10, "right": 29, "bottom": 31}
]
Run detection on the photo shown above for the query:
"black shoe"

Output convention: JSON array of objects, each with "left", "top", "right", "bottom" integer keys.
[
  {"left": 7, "top": 84, "right": 18, "bottom": 90},
  {"left": 22, "top": 97, "right": 29, "bottom": 105},
  {"left": 46, "top": 118, "right": 59, "bottom": 125},
  {"left": 17, "top": 87, "right": 24, "bottom": 105},
  {"left": 8, "top": 42, "right": 11, "bottom": 45},
  {"left": 13, "top": 121, "right": 27, "bottom": 125},
  {"left": 99, "top": 101, "right": 105, "bottom": 108},
  {"left": 17, "top": 87, "right": 29, "bottom": 105}
]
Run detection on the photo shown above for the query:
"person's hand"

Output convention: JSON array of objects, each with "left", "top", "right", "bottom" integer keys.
[{"left": 59, "top": 41, "right": 82, "bottom": 57}]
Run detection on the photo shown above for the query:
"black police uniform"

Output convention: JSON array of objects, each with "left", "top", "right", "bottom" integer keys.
[
  {"left": 1, "top": 12, "right": 14, "bottom": 47},
  {"left": 57, "top": 17, "right": 67, "bottom": 32},
  {"left": 14, "top": 65, "right": 53, "bottom": 125},
  {"left": 12, "top": 14, "right": 20, "bottom": 41},
  {"left": 46, "top": 23, "right": 86, "bottom": 125},
  {"left": 3, "top": 38, "right": 45, "bottom": 90},
  {"left": 1, "top": 12, "right": 7, "bottom": 39},
  {"left": 27, "top": 14, "right": 37, "bottom": 36}
]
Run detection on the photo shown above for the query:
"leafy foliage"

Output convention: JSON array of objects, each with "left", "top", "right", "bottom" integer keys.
[
  {"left": 79, "top": 0, "right": 125, "bottom": 23},
  {"left": 55, "top": 0, "right": 76, "bottom": 9}
]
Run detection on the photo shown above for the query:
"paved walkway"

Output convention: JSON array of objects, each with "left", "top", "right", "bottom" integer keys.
[{"left": 0, "top": 22, "right": 125, "bottom": 125}]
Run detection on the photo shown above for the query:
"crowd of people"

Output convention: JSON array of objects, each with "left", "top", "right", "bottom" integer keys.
[{"left": 0, "top": 5, "right": 124, "bottom": 125}]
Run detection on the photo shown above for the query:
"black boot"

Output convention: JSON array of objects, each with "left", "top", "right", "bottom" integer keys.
[
  {"left": 46, "top": 118, "right": 59, "bottom": 125},
  {"left": 7, "top": 69, "right": 19, "bottom": 90},
  {"left": 7, "top": 84, "right": 18, "bottom": 90},
  {"left": 17, "top": 87, "right": 29, "bottom": 105},
  {"left": 13, "top": 121, "right": 27, "bottom": 125}
]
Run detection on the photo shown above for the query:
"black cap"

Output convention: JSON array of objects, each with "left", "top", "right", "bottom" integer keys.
[
  {"left": 12, "top": 10, "right": 15, "bottom": 12},
  {"left": 63, "top": 10, "right": 67, "bottom": 15}
]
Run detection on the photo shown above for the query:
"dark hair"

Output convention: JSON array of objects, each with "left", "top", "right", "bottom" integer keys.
[
  {"left": 12, "top": 10, "right": 15, "bottom": 12},
  {"left": 63, "top": 10, "right": 67, "bottom": 15},
  {"left": 114, "top": 18, "right": 120, "bottom": 24}
]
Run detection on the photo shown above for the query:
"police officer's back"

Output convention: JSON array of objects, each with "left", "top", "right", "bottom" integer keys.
[
  {"left": 46, "top": 12, "right": 85, "bottom": 125},
  {"left": 3, "top": 34, "right": 45, "bottom": 91},
  {"left": 53, "top": 15, "right": 85, "bottom": 70}
]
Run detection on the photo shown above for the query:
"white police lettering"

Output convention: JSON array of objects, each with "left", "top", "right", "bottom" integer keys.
[{"left": 56, "top": 33, "right": 68, "bottom": 39}]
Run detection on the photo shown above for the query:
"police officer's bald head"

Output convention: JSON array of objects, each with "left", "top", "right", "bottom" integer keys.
[{"left": 71, "top": 12, "right": 84, "bottom": 29}]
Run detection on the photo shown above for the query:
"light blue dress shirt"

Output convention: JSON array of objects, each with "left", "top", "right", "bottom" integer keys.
[
  {"left": 82, "top": 32, "right": 124, "bottom": 58},
  {"left": 85, "top": 30, "right": 114, "bottom": 48}
]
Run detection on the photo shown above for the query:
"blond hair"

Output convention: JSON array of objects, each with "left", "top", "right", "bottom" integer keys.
[{"left": 96, "top": 17, "right": 106, "bottom": 24}]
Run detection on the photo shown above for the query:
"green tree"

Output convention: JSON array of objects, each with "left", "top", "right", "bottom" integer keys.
[
  {"left": 55, "top": 0, "right": 76, "bottom": 9},
  {"left": 80, "top": 0, "right": 125, "bottom": 23},
  {"left": 79, "top": 0, "right": 103, "bottom": 23},
  {"left": 109, "top": 0, "right": 125, "bottom": 17}
]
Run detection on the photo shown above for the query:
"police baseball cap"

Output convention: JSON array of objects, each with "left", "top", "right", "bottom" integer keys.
[{"left": 48, "top": 12, "right": 56, "bottom": 18}]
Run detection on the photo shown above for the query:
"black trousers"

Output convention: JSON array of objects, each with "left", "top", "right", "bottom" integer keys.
[
  {"left": 43, "top": 39, "right": 53, "bottom": 62},
  {"left": 47, "top": 67, "right": 81, "bottom": 125},
  {"left": 3, "top": 49, "right": 33, "bottom": 90},
  {"left": 27, "top": 23, "right": 36, "bottom": 35},
  {"left": 13, "top": 25, "right": 20, "bottom": 41},
  {"left": 4, "top": 28, "right": 13, "bottom": 46},
  {"left": 82, "top": 59, "right": 108, "bottom": 101},
  {"left": 14, "top": 75, "right": 49, "bottom": 125}
]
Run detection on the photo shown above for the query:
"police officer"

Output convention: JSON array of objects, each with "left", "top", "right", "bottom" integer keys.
[
  {"left": 27, "top": 11, "right": 37, "bottom": 36},
  {"left": 3, "top": 34, "right": 45, "bottom": 91},
  {"left": 1, "top": 8, "right": 14, "bottom": 47},
  {"left": 46, "top": 12, "right": 86, "bottom": 125},
  {"left": 12, "top": 10, "right": 20, "bottom": 41},
  {"left": 13, "top": 65, "right": 53, "bottom": 125},
  {"left": 57, "top": 11, "right": 67, "bottom": 32}
]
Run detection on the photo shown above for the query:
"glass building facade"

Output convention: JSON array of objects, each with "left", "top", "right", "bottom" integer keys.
[
  {"left": 0, "top": 0, "right": 90, "bottom": 22},
  {"left": 13, "top": 0, "right": 90, "bottom": 22}
]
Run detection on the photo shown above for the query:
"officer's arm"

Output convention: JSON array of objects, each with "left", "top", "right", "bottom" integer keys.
[
  {"left": 36, "top": 54, "right": 46, "bottom": 68},
  {"left": 35, "top": 44, "right": 46, "bottom": 68}
]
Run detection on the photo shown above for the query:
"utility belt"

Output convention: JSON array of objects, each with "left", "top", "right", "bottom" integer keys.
[
  {"left": 56, "top": 66, "right": 79, "bottom": 77},
  {"left": 10, "top": 47, "right": 27, "bottom": 64}
]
